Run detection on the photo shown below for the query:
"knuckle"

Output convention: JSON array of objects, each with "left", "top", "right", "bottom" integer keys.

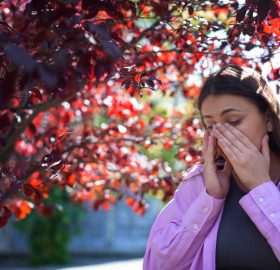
[{"left": 231, "top": 136, "right": 238, "bottom": 144}]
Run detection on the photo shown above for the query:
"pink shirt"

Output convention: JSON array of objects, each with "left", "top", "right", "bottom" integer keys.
[{"left": 143, "top": 164, "right": 280, "bottom": 270}]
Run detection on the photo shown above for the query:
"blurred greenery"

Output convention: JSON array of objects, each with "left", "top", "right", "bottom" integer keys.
[
  {"left": 138, "top": 90, "right": 201, "bottom": 203},
  {"left": 15, "top": 187, "right": 84, "bottom": 265}
]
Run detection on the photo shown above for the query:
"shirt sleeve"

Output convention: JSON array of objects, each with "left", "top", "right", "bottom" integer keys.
[
  {"left": 239, "top": 181, "right": 280, "bottom": 262},
  {"left": 143, "top": 167, "right": 225, "bottom": 270}
]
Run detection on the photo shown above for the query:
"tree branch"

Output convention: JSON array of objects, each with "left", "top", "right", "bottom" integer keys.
[
  {"left": 130, "top": 6, "right": 178, "bottom": 46},
  {"left": 0, "top": 92, "right": 77, "bottom": 163}
]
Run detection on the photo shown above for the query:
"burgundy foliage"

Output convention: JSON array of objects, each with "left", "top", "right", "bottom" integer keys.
[{"left": 0, "top": 0, "right": 279, "bottom": 226}]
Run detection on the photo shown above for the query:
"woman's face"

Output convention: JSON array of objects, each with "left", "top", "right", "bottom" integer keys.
[{"left": 200, "top": 94, "right": 272, "bottom": 160}]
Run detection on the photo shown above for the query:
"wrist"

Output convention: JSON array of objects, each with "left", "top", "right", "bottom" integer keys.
[
  {"left": 248, "top": 179, "right": 272, "bottom": 191},
  {"left": 206, "top": 188, "right": 226, "bottom": 199}
]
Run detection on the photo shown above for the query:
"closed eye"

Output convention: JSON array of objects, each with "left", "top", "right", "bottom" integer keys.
[{"left": 206, "top": 119, "right": 241, "bottom": 131}]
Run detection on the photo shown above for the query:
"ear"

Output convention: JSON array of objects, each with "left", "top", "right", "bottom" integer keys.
[{"left": 265, "top": 110, "right": 273, "bottom": 132}]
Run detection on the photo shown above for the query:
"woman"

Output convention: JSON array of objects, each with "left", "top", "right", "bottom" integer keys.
[{"left": 143, "top": 64, "right": 280, "bottom": 270}]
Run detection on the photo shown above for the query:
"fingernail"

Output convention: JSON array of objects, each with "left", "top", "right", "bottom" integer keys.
[{"left": 213, "top": 125, "right": 218, "bottom": 134}]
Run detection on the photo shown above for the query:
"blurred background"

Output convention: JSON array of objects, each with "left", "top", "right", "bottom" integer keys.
[
  {"left": 0, "top": 0, "right": 279, "bottom": 269},
  {"left": 0, "top": 189, "right": 163, "bottom": 269}
]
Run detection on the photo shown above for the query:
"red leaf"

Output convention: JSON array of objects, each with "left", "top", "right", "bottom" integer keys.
[
  {"left": 30, "top": 87, "right": 43, "bottom": 101},
  {"left": 137, "top": 206, "right": 146, "bottom": 216},
  {"left": 188, "top": 6, "right": 194, "bottom": 16},
  {"left": 0, "top": 206, "right": 12, "bottom": 228},
  {"left": 38, "top": 205, "right": 53, "bottom": 217},
  {"left": 102, "top": 200, "right": 110, "bottom": 211},
  {"left": 23, "top": 184, "right": 34, "bottom": 197},
  {"left": 33, "top": 188, "right": 43, "bottom": 206},
  {"left": 266, "top": 18, "right": 280, "bottom": 35},
  {"left": 236, "top": 6, "right": 247, "bottom": 22},
  {"left": 93, "top": 198, "right": 103, "bottom": 211},
  {"left": 26, "top": 123, "right": 37, "bottom": 139},
  {"left": 0, "top": 217, "right": 8, "bottom": 228},
  {"left": 125, "top": 197, "right": 134, "bottom": 207},
  {"left": 66, "top": 173, "right": 76, "bottom": 187},
  {"left": 41, "top": 150, "right": 63, "bottom": 171},
  {"left": 134, "top": 73, "right": 141, "bottom": 82},
  {"left": 2, "top": 206, "right": 12, "bottom": 219},
  {"left": 34, "top": 195, "right": 42, "bottom": 206}
]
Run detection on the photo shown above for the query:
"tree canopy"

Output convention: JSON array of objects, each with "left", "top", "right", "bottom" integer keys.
[{"left": 0, "top": 0, "right": 279, "bottom": 227}]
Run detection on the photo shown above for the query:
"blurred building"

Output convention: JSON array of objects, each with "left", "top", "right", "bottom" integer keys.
[{"left": 0, "top": 196, "right": 163, "bottom": 256}]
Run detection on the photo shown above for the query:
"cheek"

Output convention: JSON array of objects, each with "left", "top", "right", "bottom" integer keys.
[{"left": 238, "top": 126, "right": 264, "bottom": 150}]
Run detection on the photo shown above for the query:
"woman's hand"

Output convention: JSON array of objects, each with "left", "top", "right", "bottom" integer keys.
[
  {"left": 202, "top": 126, "right": 233, "bottom": 199},
  {"left": 212, "top": 122, "right": 271, "bottom": 191}
]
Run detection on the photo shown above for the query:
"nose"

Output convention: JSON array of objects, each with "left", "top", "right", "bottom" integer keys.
[{"left": 209, "top": 124, "right": 226, "bottom": 160}]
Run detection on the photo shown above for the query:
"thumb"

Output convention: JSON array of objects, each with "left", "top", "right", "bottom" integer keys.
[{"left": 261, "top": 134, "right": 270, "bottom": 164}]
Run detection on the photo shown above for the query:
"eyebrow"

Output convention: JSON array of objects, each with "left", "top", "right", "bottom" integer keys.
[{"left": 203, "top": 108, "right": 244, "bottom": 118}]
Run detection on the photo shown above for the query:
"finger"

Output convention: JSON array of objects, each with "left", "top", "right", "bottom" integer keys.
[
  {"left": 209, "top": 132, "right": 216, "bottom": 158},
  {"left": 206, "top": 131, "right": 218, "bottom": 165},
  {"left": 216, "top": 132, "right": 239, "bottom": 163},
  {"left": 201, "top": 130, "right": 209, "bottom": 164},
  {"left": 261, "top": 134, "right": 270, "bottom": 164},
  {"left": 216, "top": 123, "right": 245, "bottom": 153},
  {"left": 222, "top": 159, "right": 233, "bottom": 178},
  {"left": 213, "top": 127, "right": 242, "bottom": 158},
  {"left": 202, "top": 130, "right": 209, "bottom": 154},
  {"left": 223, "top": 123, "right": 257, "bottom": 150}
]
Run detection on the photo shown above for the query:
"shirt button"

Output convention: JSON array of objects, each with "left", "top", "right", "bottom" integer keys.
[
  {"left": 270, "top": 213, "right": 276, "bottom": 218},
  {"left": 258, "top": 197, "right": 265, "bottom": 203},
  {"left": 203, "top": 207, "right": 209, "bottom": 213},
  {"left": 193, "top": 223, "right": 199, "bottom": 230}
]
